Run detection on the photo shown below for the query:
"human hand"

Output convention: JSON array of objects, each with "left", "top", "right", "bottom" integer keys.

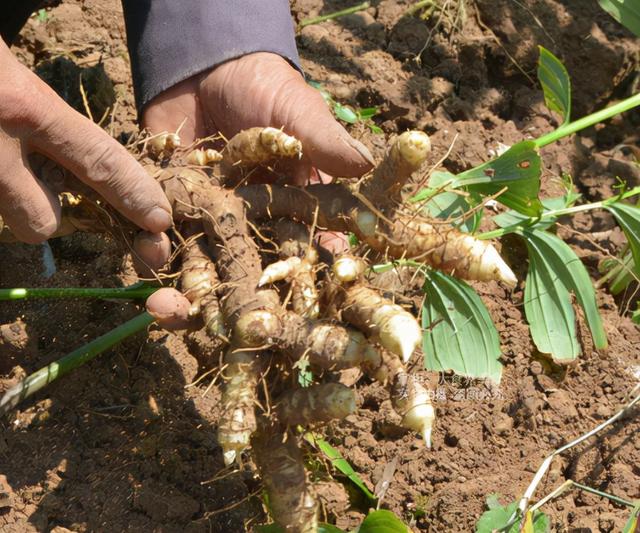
[
  {"left": 143, "top": 52, "right": 375, "bottom": 184},
  {"left": 0, "top": 40, "right": 173, "bottom": 244}
]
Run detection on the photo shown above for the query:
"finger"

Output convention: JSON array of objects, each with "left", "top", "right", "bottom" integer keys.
[
  {"left": 0, "top": 137, "right": 60, "bottom": 244},
  {"left": 26, "top": 82, "right": 173, "bottom": 233},
  {"left": 146, "top": 288, "right": 192, "bottom": 330},
  {"left": 132, "top": 231, "right": 172, "bottom": 278}
]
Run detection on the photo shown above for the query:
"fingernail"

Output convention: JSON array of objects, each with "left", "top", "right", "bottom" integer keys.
[
  {"left": 348, "top": 138, "right": 375, "bottom": 167},
  {"left": 145, "top": 207, "right": 173, "bottom": 232}
]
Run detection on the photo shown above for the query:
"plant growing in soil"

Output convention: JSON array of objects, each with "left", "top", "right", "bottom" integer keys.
[{"left": 1, "top": 45, "right": 639, "bottom": 532}]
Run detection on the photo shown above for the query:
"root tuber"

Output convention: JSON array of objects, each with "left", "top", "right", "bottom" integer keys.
[
  {"left": 217, "top": 349, "right": 264, "bottom": 466},
  {"left": 276, "top": 383, "right": 356, "bottom": 426},
  {"left": 253, "top": 426, "right": 318, "bottom": 532},
  {"left": 223, "top": 127, "right": 303, "bottom": 167}
]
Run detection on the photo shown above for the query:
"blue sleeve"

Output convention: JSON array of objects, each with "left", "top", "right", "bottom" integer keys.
[{"left": 121, "top": 0, "right": 301, "bottom": 111}]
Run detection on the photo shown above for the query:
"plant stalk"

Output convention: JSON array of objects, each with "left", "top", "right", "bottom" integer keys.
[
  {"left": 0, "top": 282, "right": 158, "bottom": 301},
  {"left": 0, "top": 312, "right": 154, "bottom": 416},
  {"left": 478, "top": 186, "right": 640, "bottom": 240},
  {"left": 299, "top": 2, "right": 370, "bottom": 28},
  {"left": 535, "top": 92, "right": 640, "bottom": 148}
]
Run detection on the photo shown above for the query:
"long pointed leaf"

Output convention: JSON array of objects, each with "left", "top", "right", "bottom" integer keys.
[
  {"left": 524, "top": 236, "right": 581, "bottom": 360},
  {"left": 521, "top": 229, "right": 608, "bottom": 355},
  {"left": 605, "top": 202, "right": 640, "bottom": 277},
  {"left": 422, "top": 270, "right": 502, "bottom": 383},
  {"left": 537, "top": 46, "right": 571, "bottom": 124}
]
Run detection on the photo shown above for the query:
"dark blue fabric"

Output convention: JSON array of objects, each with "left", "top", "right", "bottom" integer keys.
[
  {"left": 1, "top": 0, "right": 43, "bottom": 44},
  {"left": 121, "top": 0, "right": 301, "bottom": 111}
]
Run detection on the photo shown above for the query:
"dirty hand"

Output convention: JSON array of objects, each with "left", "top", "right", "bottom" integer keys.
[
  {"left": 0, "top": 40, "right": 172, "bottom": 244},
  {"left": 138, "top": 52, "right": 376, "bottom": 328},
  {"left": 143, "top": 52, "right": 375, "bottom": 183}
]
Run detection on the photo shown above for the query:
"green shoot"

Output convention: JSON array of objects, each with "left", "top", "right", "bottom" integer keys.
[
  {"left": 0, "top": 282, "right": 158, "bottom": 301},
  {"left": 308, "top": 80, "right": 383, "bottom": 134},
  {"left": 476, "top": 494, "right": 549, "bottom": 533},
  {"left": 0, "top": 312, "right": 154, "bottom": 416},
  {"left": 299, "top": 2, "right": 371, "bottom": 29},
  {"left": 304, "top": 432, "right": 377, "bottom": 503}
]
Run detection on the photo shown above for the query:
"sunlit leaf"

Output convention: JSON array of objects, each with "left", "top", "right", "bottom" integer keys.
[
  {"left": 476, "top": 495, "right": 550, "bottom": 533},
  {"left": 359, "top": 510, "right": 410, "bottom": 533},
  {"left": 599, "top": 0, "right": 640, "bottom": 37},
  {"left": 455, "top": 141, "right": 543, "bottom": 216},
  {"left": 605, "top": 202, "right": 640, "bottom": 277},
  {"left": 422, "top": 270, "right": 503, "bottom": 383},
  {"left": 305, "top": 434, "right": 376, "bottom": 502},
  {"left": 357, "top": 107, "right": 379, "bottom": 120},
  {"left": 524, "top": 240, "right": 580, "bottom": 360},
  {"left": 537, "top": 46, "right": 571, "bottom": 124},
  {"left": 520, "top": 229, "right": 608, "bottom": 359},
  {"left": 334, "top": 103, "right": 358, "bottom": 123}
]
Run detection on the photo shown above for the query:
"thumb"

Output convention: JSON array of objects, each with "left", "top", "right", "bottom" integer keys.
[
  {"left": 201, "top": 53, "right": 375, "bottom": 178},
  {"left": 273, "top": 79, "right": 375, "bottom": 177}
]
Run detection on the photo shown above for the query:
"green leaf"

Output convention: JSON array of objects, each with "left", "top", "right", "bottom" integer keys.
[
  {"left": 537, "top": 46, "right": 571, "bottom": 125},
  {"left": 306, "top": 434, "right": 377, "bottom": 502},
  {"left": 492, "top": 194, "right": 574, "bottom": 230},
  {"left": 524, "top": 237, "right": 581, "bottom": 360},
  {"left": 605, "top": 250, "right": 634, "bottom": 295},
  {"left": 334, "top": 103, "right": 359, "bottom": 124},
  {"left": 412, "top": 171, "right": 482, "bottom": 233},
  {"left": 605, "top": 202, "right": 640, "bottom": 277},
  {"left": 367, "top": 123, "right": 384, "bottom": 134},
  {"left": 422, "top": 270, "right": 503, "bottom": 383},
  {"left": 520, "top": 229, "right": 607, "bottom": 359},
  {"left": 476, "top": 497, "right": 550, "bottom": 533},
  {"left": 357, "top": 107, "right": 379, "bottom": 120},
  {"left": 622, "top": 502, "right": 640, "bottom": 533},
  {"left": 599, "top": 0, "right": 640, "bottom": 37},
  {"left": 455, "top": 141, "right": 543, "bottom": 217},
  {"left": 359, "top": 510, "right": 410, "bottom": 533},
  {"left": 633, "top": 307, "right": 640, "bottom": 324}
]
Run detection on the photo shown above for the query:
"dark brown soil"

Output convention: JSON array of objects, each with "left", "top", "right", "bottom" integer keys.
[{"left": 2, "top": 1, "right": 639, "bottom": 532}]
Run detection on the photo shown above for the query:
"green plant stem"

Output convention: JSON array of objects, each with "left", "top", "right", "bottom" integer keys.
[
  {"left": 0, "top": 312, "right": 154, "bottom": 416},
  {"left": 478, "top": 186, "right": 640, "bottom": 240},
  {"left": 0, "top": 283, "right": 158, "bottom": 301},
  {"left": 406, "top": 0, "right": 436, "bottom": 15},
  {"left": 535, "top": 92, "right": 640, "bottom": 148},
  {"left": 299, "top": 2, "right": 370, "bottom": 28},
  {"left": 571, "top": 481, "right": 636, "bottom": 508}
]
